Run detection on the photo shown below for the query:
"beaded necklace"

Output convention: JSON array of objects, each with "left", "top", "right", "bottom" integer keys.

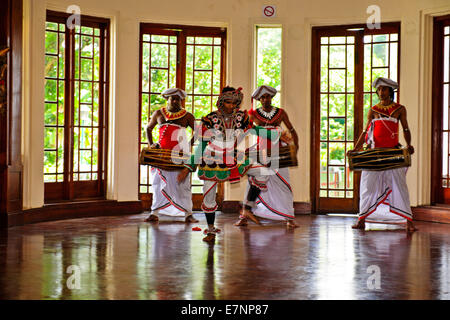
[{"left": 161, "top": 107, "right": 187, "bottom": 120}]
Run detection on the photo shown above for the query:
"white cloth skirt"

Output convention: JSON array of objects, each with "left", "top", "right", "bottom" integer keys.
[
  {"left": 244, "top": 167, "right": 295, "bottom": 221},
  {"left": 150, "top": 168, "right": 193, "bottom": 217},
  {"left": 359, "top": 167, "right": 412, "bottom": 224}
]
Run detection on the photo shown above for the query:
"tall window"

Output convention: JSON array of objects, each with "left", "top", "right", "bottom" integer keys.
[
  {"left": 311, "top": 23, "right": 400, "bottom": 213},
  {"left": 255, "top": 26, "right": 282, "bottom": 107},
  {"left": 432, "top": 15, "right": 450, "bottom": 204},
  {"left": 44, "top": 11, "right": 110, "bottom": 202},
  {"left": 139, "top": 24, "right": 226, "bottom": 209}
]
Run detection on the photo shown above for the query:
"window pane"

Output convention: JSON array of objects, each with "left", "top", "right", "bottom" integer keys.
[
  {"left": 256, "top": 27, "right": 282, "bottom": 106},
  {"left": 329, "top": 94, "right": 346, "bottom": 117},
  {"left": 194, "top": 46, "right": 213, "bottom": 69},
  {"left": 373, "top": 43, "right": 388, "bottom": 67},
  {"left": 329, "top": 45, "right": 346, "bottom": 68},
  {"left": 329, "top": 70, "right": 346, "bottom": 92},
  {"left": 151, "top": 43, "right": 169, "bottom": 68}
]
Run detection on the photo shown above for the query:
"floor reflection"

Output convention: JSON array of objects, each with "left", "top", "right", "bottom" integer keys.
[{"left": 0, "top": 214, "right": 449, "bottom": 300}]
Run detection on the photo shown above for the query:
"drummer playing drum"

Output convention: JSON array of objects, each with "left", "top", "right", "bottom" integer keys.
[
  {"left": 348, "top": 77, "right": 417, "bottom": 232},
  {"left": 234, "top": 85, "right": 299, "bottom": 228},
  {"left": 144, "top": 88, "right": 199, "bottom": 224}
]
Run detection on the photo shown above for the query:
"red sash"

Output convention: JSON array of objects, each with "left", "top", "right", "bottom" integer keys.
[
  {"left": 159, "top": 124, "right": 182, "bottom": 150},
  {"left": 366, "top": 119, "right": 399, "bottom": 148}
]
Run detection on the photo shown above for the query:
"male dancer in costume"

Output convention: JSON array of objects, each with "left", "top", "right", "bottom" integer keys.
[
  {"left": 145, "top": 88, "right": 198, "bottom": 223},
  {"left": 349, "top": 77, "right": 417, "bottom": 232},
  {"left": 235, "top": 85, "right": 299, "bottom": 228},
  {"left": 177, "top": 86, "right": 280, "bottom": 242}
]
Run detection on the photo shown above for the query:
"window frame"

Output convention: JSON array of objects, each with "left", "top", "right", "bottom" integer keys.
[
  {"left": 310, "top": 22, "right": 401, "bottom": 213},
  {"left": 44, "top": 10, "right": 110, "bottom": 202},
  {"left": 431, "top": 14, "right": 450, "bottom": 204},
  {"left": 138, "top": 23, "right": 227, "bottom": 210},
  {"left": 253, "top": 24, "right": 283, "bottom": 108}
]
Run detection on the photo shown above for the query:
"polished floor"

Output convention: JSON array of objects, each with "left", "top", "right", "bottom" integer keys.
[{"left": 0, "top": 213, "right": 449, "bottom": 300}]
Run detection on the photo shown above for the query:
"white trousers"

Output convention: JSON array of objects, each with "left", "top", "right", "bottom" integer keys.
[{"left": 201, "top": 166, "right": 270, "bottom": 213}]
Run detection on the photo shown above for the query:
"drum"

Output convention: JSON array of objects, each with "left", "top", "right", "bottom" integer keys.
[
  {"left": 247, "top": 144, "right": 298, "bottom": 168},
  {"left": 139, "top": 147, "right": 189, "bottom": 171},
  {"left": 348, "top": 147, "right": 411, "bottom": 171}
]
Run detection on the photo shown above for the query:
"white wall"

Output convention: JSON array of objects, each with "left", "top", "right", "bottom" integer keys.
[{"left": 22, "top": 0, "right": 450, "bottom": 209}]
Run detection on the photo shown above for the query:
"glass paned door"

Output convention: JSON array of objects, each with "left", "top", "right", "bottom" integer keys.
[
  {"left": 432, "top": 17, "right": 450, "bottom": 204},
  {"left": 138, "top": 24, "right": 226, "bottom": 210},
  {"left": 312, "top": 24, "right": 400, "bottom": 213}
]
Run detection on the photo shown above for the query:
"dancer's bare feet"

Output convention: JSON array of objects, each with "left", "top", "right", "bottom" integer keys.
[
  {"left": 241, "top": 208, "right": 260, "bottom": 225},
  {"left": 286, "top": 220, "right": 299, "bottom": 228},
  {"left": 234, "top": 217, "right": 248, "bottom": 227},
  {"left": 185, "top": 214, "right": 199, "bottom": 223},
  {"left": 352, "top": 219, "right": 365, "bottom": 230},
  {"left": 202, "top": 233, "right": 216, "bottom": 243},
  {"left": 406, "top": 220, "right": 418, "bottom": 233},
  {"left": 145, "top": 214, "right": 159, "bottom": 223}
]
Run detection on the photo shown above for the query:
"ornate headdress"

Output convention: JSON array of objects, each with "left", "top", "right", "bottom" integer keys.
[{"left": 216, "top": 87, "right": 243, "bottom": 111}]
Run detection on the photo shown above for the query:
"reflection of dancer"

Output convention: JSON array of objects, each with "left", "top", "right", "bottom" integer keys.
[
  {"left": 178, "top": 86, "right": 278, "bottom": 242},
  {"left": 352, "top": 230, "right": 417, "bottom": 299},
  {"left": 202, "top": 243, "right": 217, "bottom": 299},
  {"left": 348, "top": 78, "right": 417, "bottom": 232},
  {"left": 149, "top": 223, "right": 192, "bottom": 299},
  {"left": 235, "top": 85, "right": 299, "bottom": 228},
  {"left": 226, "top": 227, "right": 296, "bottom": 299},
  {"left": 145, "top": 88, "right": 198, "bottom": 223}
]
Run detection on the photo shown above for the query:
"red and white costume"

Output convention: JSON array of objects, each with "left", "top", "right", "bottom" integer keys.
[
  {"left": 358, "top": 103, "right": 412, "bottom": 224},
  {"left": 150, "top": 111, "right": 193, "bottom": 218},
  {"left": 244, "top": 107, "right": 295, "bottom": 221}
]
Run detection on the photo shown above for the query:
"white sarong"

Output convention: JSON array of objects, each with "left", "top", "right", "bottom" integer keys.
[
  {"left": 150, "top": 167, "right": 192, "bottom": 217},
  {"left": 359, "top": 167, "right": 412, "bottom": 224},
  {"left": 244, "top": 167, "right": 295, "bottom": 221}
]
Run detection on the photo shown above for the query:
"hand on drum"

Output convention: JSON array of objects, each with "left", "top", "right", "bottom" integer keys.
[
  {"left": 407, "top": 145, "right": 415, "bottom": 155},
  {"left": 177, "top": 167, "right": 190, "bottom": 183},
  {"left": 150, "top": 143, "right": 160, "bottom": 149}
]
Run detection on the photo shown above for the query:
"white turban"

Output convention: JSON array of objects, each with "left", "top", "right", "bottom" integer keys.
[
  {"left": 161, "top": 88, "right": 187, "bottom": 100},
  {"left": 252, "top": 85, "right": 277, "bottom": 100},
  {"left": 372, "top": 77, "right": 398, "bottom": 90}
]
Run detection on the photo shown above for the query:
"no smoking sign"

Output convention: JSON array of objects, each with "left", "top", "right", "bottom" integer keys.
[{"left": 262, "top": 5, "right": 276, "bottom": 18}]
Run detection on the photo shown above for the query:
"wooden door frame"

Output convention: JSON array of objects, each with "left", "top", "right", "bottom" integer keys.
[
  {"left": 0, "top": 0, "right": 23, "bottom": 228},
  {"left": 310, "top": 22, "right": 401, "bottom": 214},
  {"left": 44, "top": 11, "right": 110, "bottom": 203},
  {"left": 431, "top": 14, "right": 450, "bottom": 204},
  {"left": 138, "top": 23, "right": 227, "bottom": 211}
]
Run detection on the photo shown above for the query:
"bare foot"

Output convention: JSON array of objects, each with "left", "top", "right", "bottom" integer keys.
[
  {"left": 234, "top": 218, "right": 248, "bottom": 227},
  {"left": 241, "top": 208, "right": 260, "bottom": 225},
  {"left": 286, "top": 220, "right": 299, "bottom": 228},
  {"left": 352, "top": 219, "right": 365, "bottom": 230},
  {"left": 185, "top": 214, "right": 199, "bottom": 223},
  {"left": 406, "top": 220, "right": 418, "bottom": 233},
  {"left": 145, "top": 214, "right": 159, "bottom": 223},
  {"left": 202, "top": 233, "right": 216, "bottom": 243}
]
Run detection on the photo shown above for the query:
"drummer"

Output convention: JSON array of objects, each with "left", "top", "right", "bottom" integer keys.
[
  {"left": 234, "top": 85, "right": 299, "bottom": 228},
  {"left": 144, "top": 88, "right": 198, "bottom": 223},
  {"left": 348, "top": 77, "right": 417, "bottom": 232}
]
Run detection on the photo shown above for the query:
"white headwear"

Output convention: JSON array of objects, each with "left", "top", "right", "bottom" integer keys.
[
  {"left": 372, "top": 77, "right": 398, "bottom": 90},
  {"left": 161, "top": 88, "right": 187, "bottom": 100},
  {"left": 252, "top": 85, "right": 277, "bottom": 100}
]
